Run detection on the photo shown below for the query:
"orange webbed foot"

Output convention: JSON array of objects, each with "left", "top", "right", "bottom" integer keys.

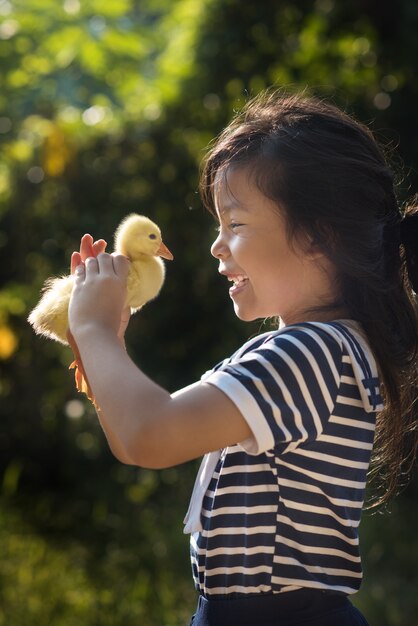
[{"left": 67, "top": 330, "right": 98, "bottom": 408}]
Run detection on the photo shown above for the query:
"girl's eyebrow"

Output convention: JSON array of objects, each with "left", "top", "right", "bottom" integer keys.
[{"left": 219, "top": 198, "right": 248, "bottom": 214}]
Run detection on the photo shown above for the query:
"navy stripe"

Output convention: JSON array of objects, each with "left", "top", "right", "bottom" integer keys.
[
  {"left": 202, "top": 551, "right": 273, "bottom": 571},
  {"left": 197, "top": 532, "right": 274, "bottom": 551},
  {"left": 279, "top": 487, "right": 364, "bottom": 520},
  {"left": 203, "top": 511, "right": 277, "bottom": 528},
  {"left": 276, "top": 462, "right": 366, "bottom": 503},
  {"left": 210, "top": 471, "right": 277, "bottom": 490},
  {"left": 325, "top": 421, "right": 375, "bottom": 445},
  {"left": 278, "top": 523, "right": 360, "bottom": 557},
  {"left": 203, "top": 571, "right": 272, "bottom": 591}
]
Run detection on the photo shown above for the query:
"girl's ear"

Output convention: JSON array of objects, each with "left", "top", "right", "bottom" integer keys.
[
  {"left": 306, "top": 221, "right": 337, "bottom": 260},
  {"left": 305, "top": 237, "right": 326, "bottom": 261},
  {"left": 296, "top": 230, "right": 326, "bottom": 261},
  {"left": 306, "top": 242, "right": 325, "bottom": 261}
]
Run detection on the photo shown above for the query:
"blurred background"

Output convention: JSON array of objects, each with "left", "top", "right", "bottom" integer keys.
[{"left": 0, "top": 0, "right": 417, "bottom": 624}]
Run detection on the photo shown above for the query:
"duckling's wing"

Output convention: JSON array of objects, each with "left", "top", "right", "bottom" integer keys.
[{"left": 127, "top": 258, "right": 165, "bottom": 311}]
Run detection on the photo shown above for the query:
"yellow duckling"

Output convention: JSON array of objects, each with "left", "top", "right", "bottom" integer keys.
[{"left": 28, "top": 214, "right": 173, "bottom": 346}]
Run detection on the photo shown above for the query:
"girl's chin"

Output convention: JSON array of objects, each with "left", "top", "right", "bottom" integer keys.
[
  {"left": 233, "top": 301, "right": 279, "bottom": 322},
  {"left": 232, "top": 304, "right": 261, "bottom": 322}
]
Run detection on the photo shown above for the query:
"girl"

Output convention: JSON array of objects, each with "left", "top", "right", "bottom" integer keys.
[{"left": 68, "top": 92, "right": 418, "bottom": 626}]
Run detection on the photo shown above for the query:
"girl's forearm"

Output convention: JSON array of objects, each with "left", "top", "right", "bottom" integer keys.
[{"left": 74, "top": 324, "right": 171, "bottom": 465}]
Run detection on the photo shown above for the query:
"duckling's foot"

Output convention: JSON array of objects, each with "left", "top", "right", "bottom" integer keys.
[{"left": 67, "top": 331, "right": 98, "bottom": 408}]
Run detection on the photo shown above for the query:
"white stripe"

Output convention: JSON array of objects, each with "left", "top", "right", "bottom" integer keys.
[
  {"left": 271, "top": 576, "right": 356, "bottom": 595},
  {"left": 336, "top": 396, "right": 366, "bottom": 408},
  {"left": 319, "top": 433, "right": 373, "bottom": 450},
  {"left": 279, "top": 536, "right": 361, "bottom": 563},
  {"left": 220, "top": 463, "right": 272, "bottom": 475},
  {"left": 202, "top": 505, "right": 277, "bottom": 518},
  {"left": 196, "top": 545, "right": 275, "bottom": 558},
  {"left": 273, "top": 555, "right": 362, "bottom": 578},
  {"left": 200, "top": 565, "right": 272, "bottom": 576},
  {"left": 341, "top": 374, "right": 358, "bottom": 385},
  {"left": 207, "top": 483, "right": 278, "bottom": 497},
  {"left": 278, "top": 477, "right": 363, "bottom": 508},
  {"left": 331, "top": 415, "right": 376, "bottom": 431},
  {"left": 201, "top": 525, "right": 276, "bottom": 538},
  {"left": 278, "top": 458, "right": 367, "bottom": 489},
  {"left": 204, "top": 584, "right": 272, "bottom": 595}
]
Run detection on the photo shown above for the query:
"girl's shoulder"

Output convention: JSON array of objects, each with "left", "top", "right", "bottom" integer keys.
[
  {"left": 204, "top": 319, "right": 382, "bottom": 413},
  {"left": 234, "top": 319, "right": 368, "bottom": 357}
]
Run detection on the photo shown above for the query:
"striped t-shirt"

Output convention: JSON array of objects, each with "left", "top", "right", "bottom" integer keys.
[{"left": 190, "top": 320, "right": 383, "bottom": 598}]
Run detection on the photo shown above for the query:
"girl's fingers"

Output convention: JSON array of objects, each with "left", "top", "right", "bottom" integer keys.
[
  {"left": 73, "top": 262, "right": 86, "bottom": 285},
  {"left": 111, "top": 253, "right": 130, "bottom": 278},
  {"left": 83, "top": 236, "right": 106, "bottom": 259},
  {"left": 93, "top": 239, "right": 107, "bottom": 256},
  {"left": 85, "top": 256, "right": 99, "bottom": 275},
  {"left": 95, "top": 252, "right": 115, "bottom": 274},
  {"left": 71, "top": 251, "right": 82, "bottom": 274},
  {"left": 80, "top": 234, "right": 95, "bottom": 262},
  {"left": 74, "top": 252, "right": 128, "bottom": 279},
  {"left": 71, "top": 236, "right": 107, "bottom": 273},
  {"left": 93, "top": 252, "right": 130, "bottom": 280}
]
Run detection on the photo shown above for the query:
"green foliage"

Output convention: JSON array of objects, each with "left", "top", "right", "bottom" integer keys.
[
  {"left": 1, "top": 0, "right": 417, "bottom": 623},
  {"left": 0, "top": 496, "right": 195, "bottom": 625}
]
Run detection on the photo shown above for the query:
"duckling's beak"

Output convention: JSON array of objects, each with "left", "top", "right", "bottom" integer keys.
[{"left": 157, "top": 241, "right": 174, "bottom": 260}]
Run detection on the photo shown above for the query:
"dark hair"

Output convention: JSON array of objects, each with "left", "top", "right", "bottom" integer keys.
[{"left": 200, "top": 90, "right": 418, "bottom": 506}]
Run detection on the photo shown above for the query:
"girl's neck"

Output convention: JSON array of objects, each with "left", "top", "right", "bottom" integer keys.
[{"left": 279, "top": 305, "right": 351, "bottom": 327}]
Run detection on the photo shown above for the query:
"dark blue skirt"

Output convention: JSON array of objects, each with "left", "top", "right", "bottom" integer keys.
[{"left": 189, "top": 589, "right": 370, "bottom": 626}]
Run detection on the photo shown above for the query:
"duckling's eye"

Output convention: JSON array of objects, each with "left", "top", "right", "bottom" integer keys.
[{"left": 149, "top": 233, "right": 157, "bottom": 240}]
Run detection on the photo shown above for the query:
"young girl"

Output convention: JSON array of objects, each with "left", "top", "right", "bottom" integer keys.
[{"left": 68, "top": 92, "right": 418, "bottom": 626}]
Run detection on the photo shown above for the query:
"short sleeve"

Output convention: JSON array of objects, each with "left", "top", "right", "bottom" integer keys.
[{"left": 204, "top": 326, "right": 344, "bottom": 455}]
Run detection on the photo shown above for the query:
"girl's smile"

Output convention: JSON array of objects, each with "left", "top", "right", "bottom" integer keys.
[
  {"left": 211, "top": 167, "right": 338, "bottom": 324},
  {"left": 227, "top": 274, "right": 249, "bottom": 296}
]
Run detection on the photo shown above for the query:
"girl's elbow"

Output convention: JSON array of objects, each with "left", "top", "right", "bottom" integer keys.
[
  {"left": 122, "top": 431, "right": 169, "bottom": 469},
  {"left": 107, "top": 441, "right": 136, "bottom": 466}
]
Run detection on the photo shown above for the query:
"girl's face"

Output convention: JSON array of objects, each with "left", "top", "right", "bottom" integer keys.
[{"left": 211, "top": 167, "right": 336, "bottom": 324}]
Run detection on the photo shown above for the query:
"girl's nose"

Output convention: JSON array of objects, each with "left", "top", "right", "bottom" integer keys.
[{"left": 211, "top": 231, "right": 229, "bottom": 259}]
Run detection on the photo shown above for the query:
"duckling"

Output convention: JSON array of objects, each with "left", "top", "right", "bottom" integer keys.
[{"left": 28, "top": 214, "right": 173, "bottom": 346}]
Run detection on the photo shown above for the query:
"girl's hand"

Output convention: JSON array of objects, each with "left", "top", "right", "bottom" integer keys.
[
  {"left": 69, "top": 252, "right": 131, "bottom": 341},
  {"left": 70, "top": 234, "right": 131, "bottom": 341}
]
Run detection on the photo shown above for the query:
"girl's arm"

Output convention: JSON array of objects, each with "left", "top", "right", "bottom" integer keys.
[{"left": 69, "top": 250, "right": 252, "bottom": 469}]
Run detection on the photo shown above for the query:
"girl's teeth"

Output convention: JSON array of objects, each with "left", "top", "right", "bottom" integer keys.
[{"left": 230, "top": 275, "right": 247, "bottom": 286}]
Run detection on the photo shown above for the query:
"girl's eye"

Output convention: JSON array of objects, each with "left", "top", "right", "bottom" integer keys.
[{"left": 214, "top": 222, "right": 244, "bottom": 233}]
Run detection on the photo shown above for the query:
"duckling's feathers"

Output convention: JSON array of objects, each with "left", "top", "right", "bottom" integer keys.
[
  {"left": 128, "top": 256, "right": 165, "bottom": 311},
  {"left": 28, "top": 274, "right": 74, "bottom": 345}
]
